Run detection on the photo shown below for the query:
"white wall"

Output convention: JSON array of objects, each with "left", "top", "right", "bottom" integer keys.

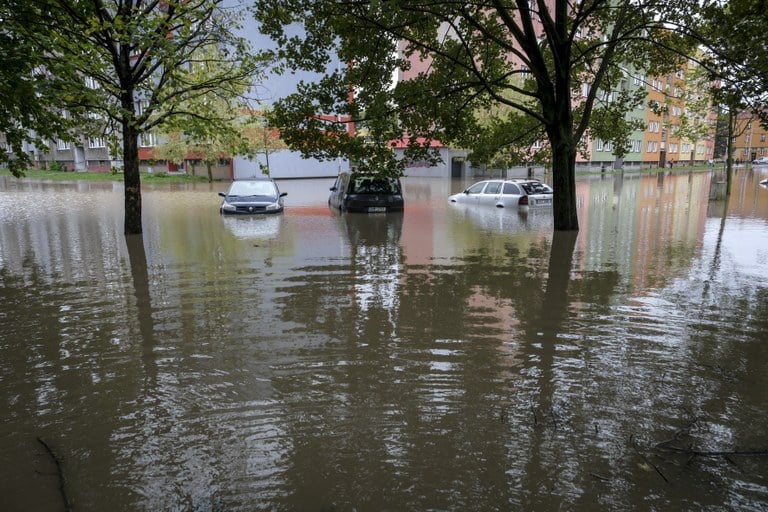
[{"left": 233, "top": 151, "right": 348, "bottom": 179}]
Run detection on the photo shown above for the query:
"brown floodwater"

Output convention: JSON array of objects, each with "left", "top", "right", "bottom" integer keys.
[{"left": 1, "top": 170, "right": 767, "bottom": 511}]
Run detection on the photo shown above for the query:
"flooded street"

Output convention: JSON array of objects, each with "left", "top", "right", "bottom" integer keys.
[{"left": 1, "top": 170, "right": 767, "bottom": 511}]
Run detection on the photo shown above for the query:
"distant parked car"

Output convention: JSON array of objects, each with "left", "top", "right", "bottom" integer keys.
[
  {"left": 329, "top": 172, "right": 404, "bottom": 213},
  {"left": 752, "top": 157, "right": 768, "bottom": 165},
  {"left": 448, "top": 179, "right": 553, "bottom": 209},
  {"left": 218, "top": 178, "right": 287, "bottom": 214}
]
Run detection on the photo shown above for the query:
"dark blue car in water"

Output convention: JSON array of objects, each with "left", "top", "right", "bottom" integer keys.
[{"left": 328, "top": 172, "right": 404, "bottom": 213}]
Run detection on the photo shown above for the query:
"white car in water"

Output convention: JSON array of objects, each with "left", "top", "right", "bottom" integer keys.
[{"left": 448, "top": 179, "right": 553, "bottom": 209}]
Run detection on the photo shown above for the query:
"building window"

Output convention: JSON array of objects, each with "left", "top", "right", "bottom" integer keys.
[
  {"left": 136, "top": 99, "right": 150, "bottom": 116},
  {"left": 88, "top": 137, "right": 105, "bottom": 148},
  {"left": 84, "top": 76, "right": 99, "bottom": 89},
  {"left": 57, "top": 139, "right": 71, "bottom": 150},
  {"left": 139, "top": 133, "right": 156, "bottom": 147}
]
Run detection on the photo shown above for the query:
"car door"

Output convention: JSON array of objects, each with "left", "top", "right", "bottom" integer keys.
[
  {"left": 328, "top": 173, "right": 349, "bottom": 209},
  {"left": 459, "top": 181, "right": 489, "bottom": 204},
  {"left": 499, "top": 182, "right": 523, "bottom": 207},
  {"left": 478, "top": 180, "right": 503, "bottom": 206}
]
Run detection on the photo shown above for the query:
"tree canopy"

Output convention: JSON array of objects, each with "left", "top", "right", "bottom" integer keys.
[
  {"left": 699, "top": 0, "right": 768, "bottom": 123},
  {"left": 253, "top": 0, "right": 694, "bottom": 231},
  {"left": 1, "top": 0, "right": 263, "bottom": 234}
]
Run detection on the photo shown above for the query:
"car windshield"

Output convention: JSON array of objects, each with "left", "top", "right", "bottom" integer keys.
[
  {"left": 349, "top": 176, "right": 399, "bottom": 195},
  {"left": 228, "top": 181, "right": 276, "bottom": 197}
]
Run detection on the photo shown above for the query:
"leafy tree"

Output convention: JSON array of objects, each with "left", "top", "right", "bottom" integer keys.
[
  {"left": 0, "top": 1, "right": 85, "bottom": 173},
  {"left": 2, "top": 0, "right": 262, "bottom": 234},
  {"left": 697, "top": 0, "right": 768, "bottom": 194},
  {"left": 699, "top": 0, "right": 768, "bottom": 123},
  {"left": 242, "top": 106, "right": 288, "bottom": 175},
  {"left": 253, "top": 0, "right": 692, "bottom": 231},
  {"left": 154, "top": 45, "right": 254, "bottom": 182}
]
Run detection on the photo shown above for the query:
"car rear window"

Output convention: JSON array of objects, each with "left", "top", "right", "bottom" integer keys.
[
  {"left": 350, "top": 177, "right": 399, "bottom": 194},
  {"left": 521, "top": 182, "right": 551, "bottom": 194}
]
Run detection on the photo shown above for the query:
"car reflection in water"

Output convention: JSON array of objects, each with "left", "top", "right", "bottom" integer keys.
[
  {"left": 220, "top": 213, "right": 283, "bottom": 240},
  {"left": 332, "top": 208, "right": 404, "bottom": 317},
  {"left": 448, "top": 200, "right": 553, "bottom": 233}
]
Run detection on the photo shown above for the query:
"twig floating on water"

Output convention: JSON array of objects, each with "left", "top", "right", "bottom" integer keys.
[{"left": 36, "top": 436, "right": 72, "bottom": 512}]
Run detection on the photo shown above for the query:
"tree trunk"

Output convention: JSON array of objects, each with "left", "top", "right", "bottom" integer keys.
[
  {"left": 123, "top": 121, "right": 143, "bottom": 235},
  {"left": 544, "top": 47, "right": 580, "bottom": 232},
  {"left": 547, "top": 125, "right": 580, "bottom": 231},
  {"left": 725, "top": 108, "right": 735, "bottom": 197},
  {"left": 206, "top": 161, "right": 213, "bottom": 183}
]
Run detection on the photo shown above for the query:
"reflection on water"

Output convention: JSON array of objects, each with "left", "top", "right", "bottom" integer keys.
[
  {"left": 1, "top": 171, "right": 767, "bottom": 511},
  {"left": 220, "top": 214, "right": 284, "bottom": 241}
]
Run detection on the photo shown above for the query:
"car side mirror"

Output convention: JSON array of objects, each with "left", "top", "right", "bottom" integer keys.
[
  {"left": 218, "top": 192, "right": 226, "bottom": 197},
  {"left": 280, "top": 192, "right": 288, "bottom": 197},
  {"left": 330, "top": 186, "right": 337, "bottom": 191}
]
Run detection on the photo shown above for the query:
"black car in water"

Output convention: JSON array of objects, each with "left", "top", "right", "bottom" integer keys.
[
  {"left": 328, "top": 172, "right": 404, "bottom": 213},
  {"left": 218, "top": 178, "right": 287, "bottom": 214}
]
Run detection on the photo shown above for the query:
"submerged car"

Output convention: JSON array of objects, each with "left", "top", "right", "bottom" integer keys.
[
  {"left": 448, "top": 179, "right": 553, "bottom": 209},
  {"left": 753, "top": 157, "right": 768, "bottom": 165},
  {"left": 329, "top": 172, "right": 404, "bottom": 213},
  {"left": 218, "top": 178, "right": 287, "bottom": 214}
]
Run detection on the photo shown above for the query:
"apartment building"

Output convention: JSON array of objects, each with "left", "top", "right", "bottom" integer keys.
[{"left": 732, "top": 112, "right": 768, "bottom": 163}]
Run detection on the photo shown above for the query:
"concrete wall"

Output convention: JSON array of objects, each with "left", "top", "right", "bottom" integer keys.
[{"left": 234, "top": 151, "right": 349, "bottom": 180}]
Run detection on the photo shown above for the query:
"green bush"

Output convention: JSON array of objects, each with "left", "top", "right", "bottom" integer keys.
[{"left": 48, "top": 161, "right": 66, "bottom": 173}]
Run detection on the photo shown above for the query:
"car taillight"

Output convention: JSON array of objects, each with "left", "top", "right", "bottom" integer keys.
[{"left": 519, "top": 195, "right": 529, "bottom": 205}]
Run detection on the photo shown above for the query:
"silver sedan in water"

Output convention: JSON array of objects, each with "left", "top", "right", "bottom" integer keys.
[{"left": 448, "top": 179, "right": 553, "bottom": 209}]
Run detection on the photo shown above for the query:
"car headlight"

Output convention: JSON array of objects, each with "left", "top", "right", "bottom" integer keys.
[
  {"left": 265, "top": 202, "right": 281, "bottom": 211},
  {"left": 221, "top": 202, "right": 237, "bottom": 212}
]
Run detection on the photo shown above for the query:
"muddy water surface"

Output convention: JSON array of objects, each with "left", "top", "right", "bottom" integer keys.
[{"left": 1, "top": 170, "right": 767, "bottom": 511}]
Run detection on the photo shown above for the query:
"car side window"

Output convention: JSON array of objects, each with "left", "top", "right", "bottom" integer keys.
[
  {"left": 484, "top": 182, "right": 502, "bottom": 194},
  {"left": 503, "top": 183, "right": 521, "bottom": 195},
  {"left": 466, "top": 182, "right": 486, "bottom": 194}
]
